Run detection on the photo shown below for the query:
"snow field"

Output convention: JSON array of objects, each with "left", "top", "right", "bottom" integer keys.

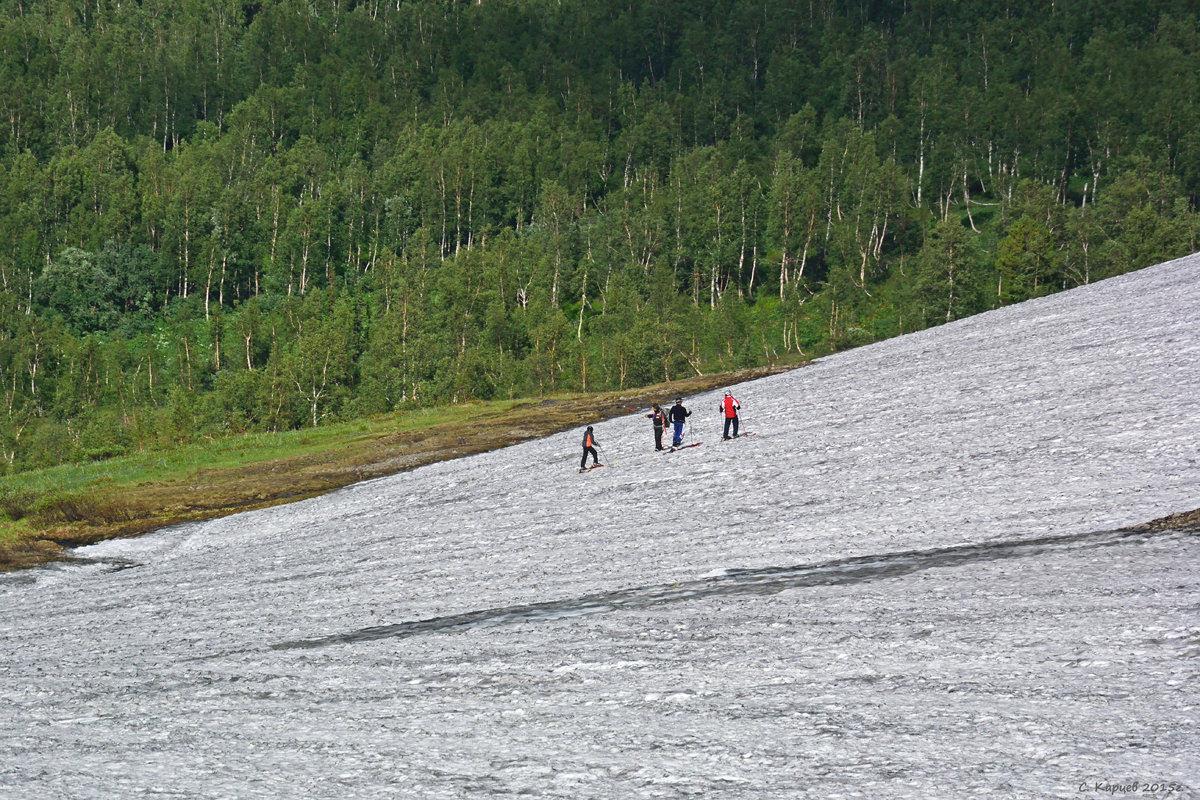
[{"left": 2, "top": 253, "right": 1199, "bottom": 798}]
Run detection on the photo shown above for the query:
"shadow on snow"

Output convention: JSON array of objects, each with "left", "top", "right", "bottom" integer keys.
[{"left": 271, "top": 526, "right": 1195, "bottom": 652}]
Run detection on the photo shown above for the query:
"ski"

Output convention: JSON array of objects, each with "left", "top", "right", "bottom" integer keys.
[
  {"left": 666, "top": 442, "right": 703, "bottom": 452},
  {"left": 577, "top": 464, "right": 606, "bottom": 473}
]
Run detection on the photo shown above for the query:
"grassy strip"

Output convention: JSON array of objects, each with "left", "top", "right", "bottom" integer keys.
[{"left": 0, "top": 364, "right": 803, "bottom": 571}]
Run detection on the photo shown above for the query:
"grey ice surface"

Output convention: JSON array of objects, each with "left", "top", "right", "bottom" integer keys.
[{"left": 3, "top": 255, "right": 1200, "bottom": 800}]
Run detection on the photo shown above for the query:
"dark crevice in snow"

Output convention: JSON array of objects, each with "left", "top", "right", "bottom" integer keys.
[{"left": 271, "top": 526, "right": 1191, "bottom": 652}]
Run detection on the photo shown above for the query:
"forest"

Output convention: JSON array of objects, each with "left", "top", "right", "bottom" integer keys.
[{"left": 1, "top": 0, "right": 1199, "bottom": 472}]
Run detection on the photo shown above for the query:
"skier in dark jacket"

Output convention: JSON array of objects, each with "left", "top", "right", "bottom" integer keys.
[
  {"left": 645, "top": 404, "right": 667, "bottom": 451},
  {"left": 668, "top": 398, "right": 691, "bottom": 447},
  {"left": 580, "top": 425, "right": 601, "bottom": 471}
]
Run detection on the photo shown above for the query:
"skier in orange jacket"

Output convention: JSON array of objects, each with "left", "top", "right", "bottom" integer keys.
[
  {"left": 580, "top": 426, "right": 602, "bottom": 471},
  {"left": 645, "top": 404, "right": 667, "bottom": 451}
]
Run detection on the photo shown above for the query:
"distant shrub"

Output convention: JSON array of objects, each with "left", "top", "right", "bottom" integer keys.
[
  {"left": 0, "top": 488, "right": 37, "bottom": 521},
  {"left": 32, "top": 492, "right": 138, "bottom": 526}
]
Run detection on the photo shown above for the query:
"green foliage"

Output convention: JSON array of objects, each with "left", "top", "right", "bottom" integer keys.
[
  {"left": 913, "top": 219, "right": 987, "bottom": 326},
  {"left": 1, "top": 0, "right": 1199, "bottom": 471},
  {"left": 35, "top": 248, "right": 120, "bottom": 333}
]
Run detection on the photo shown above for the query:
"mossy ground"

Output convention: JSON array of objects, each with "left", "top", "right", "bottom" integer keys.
[{"left": 0, "top": 365, "right": 802, "bottom": 571}]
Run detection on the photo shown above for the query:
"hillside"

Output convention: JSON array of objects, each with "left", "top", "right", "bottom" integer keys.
[
  {"left": 3, "top": 0, "right": 1200, "bottom": 472},
  {"left": 0, "top": 362, "right": 798, "bottom": 570},
  {"left": 2, "top": 250, "right": 1197, "bottom": 797}
]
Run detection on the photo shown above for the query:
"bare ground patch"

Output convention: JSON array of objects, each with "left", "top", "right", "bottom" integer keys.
[{"left": 1127, "top": 508, "right": 1200, "bottom": 533}]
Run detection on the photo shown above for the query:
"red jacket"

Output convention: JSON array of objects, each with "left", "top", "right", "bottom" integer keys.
[{"left": 721, "top": 396, "right": 740, "bottom": 418}]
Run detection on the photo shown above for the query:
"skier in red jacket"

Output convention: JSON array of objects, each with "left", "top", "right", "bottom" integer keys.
[{"left": 719, "top": 391, "right": 741, "bottom": 439}]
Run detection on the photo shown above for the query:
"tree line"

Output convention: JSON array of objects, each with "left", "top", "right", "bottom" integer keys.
[{"left": 2, "top": 0, "right": 1199, "bottom": 471}]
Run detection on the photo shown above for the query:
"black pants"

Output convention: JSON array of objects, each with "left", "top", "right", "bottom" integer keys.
[
  {"left": 723, "top": 416, "right": 739, "bottom": 438},
  {"left": 581, "top": 446, "right": 599, "bottom": 468},
  {"left": 653, "top": 426, "right": 664, "bottom": 451}
]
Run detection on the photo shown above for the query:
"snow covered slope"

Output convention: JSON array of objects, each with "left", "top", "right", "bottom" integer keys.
[{"left": 3, "top": 254, "right": 1199, "bottom": 799}]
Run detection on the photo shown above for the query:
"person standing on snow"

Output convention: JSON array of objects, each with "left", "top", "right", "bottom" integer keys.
[
  {"left": 645, "top": 403, "right": 667, "bottom": 451},
  {"left": 719, "top": 391, "right": 741, "bottom": 439},
  {"left": 668, "top": 398, "right": 691, "bottom": 447},
  {"left": 580, "top": 425, "right": 602, "bottom": 471}
]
